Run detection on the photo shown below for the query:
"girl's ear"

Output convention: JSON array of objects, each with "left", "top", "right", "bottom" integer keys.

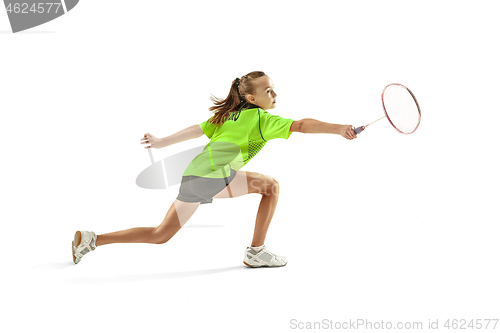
[{"left": 246, "top": 94, "right": 255, "bottom": 103}]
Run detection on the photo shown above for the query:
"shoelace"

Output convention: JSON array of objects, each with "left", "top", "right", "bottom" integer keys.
[
  {"left": 249, "top": 247, "right": 280, "bottom": 262},
  {"left": 264, "top": 249, "right": 275, "bottom": 257},
  {"left": 261, "top": 248, "right": 280, "bottom": 261}
]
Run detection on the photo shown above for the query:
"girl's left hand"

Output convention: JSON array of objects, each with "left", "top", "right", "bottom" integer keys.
[{"left": 141, "top": 133, "right": 162, "bottom": 149}]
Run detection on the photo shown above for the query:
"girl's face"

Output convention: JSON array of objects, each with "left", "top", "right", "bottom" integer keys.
[{"left": 247, "top": 75, "right": 277, "bottom": 110}]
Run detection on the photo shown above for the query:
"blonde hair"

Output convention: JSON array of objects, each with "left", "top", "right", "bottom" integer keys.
[{"left": 208, "top": 71, "right": 266, "bottom": 126}]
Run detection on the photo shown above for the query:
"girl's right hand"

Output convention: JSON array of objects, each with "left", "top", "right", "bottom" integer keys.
[
  {"left": 141, "top": 133, "right": 162, "bottom": 149},
  {"left": 340, "top": 125, "right": 357, "bottom": 140}
]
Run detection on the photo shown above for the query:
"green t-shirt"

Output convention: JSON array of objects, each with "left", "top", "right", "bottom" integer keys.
[{"left": 182, "top": 103, "right": 294, "bottom": 178}]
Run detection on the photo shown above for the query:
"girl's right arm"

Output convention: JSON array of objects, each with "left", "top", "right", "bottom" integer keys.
[{"left": 290, "top": 118, "right": 357, "bottom": 140}]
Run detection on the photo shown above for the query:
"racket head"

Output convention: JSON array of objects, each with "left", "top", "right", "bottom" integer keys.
[{"left": 381, "top": 83, "right": 421, "bottom": 134}]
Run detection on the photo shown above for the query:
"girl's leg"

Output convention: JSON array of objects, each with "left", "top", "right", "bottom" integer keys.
[
  {"left": 95, "top": 200, "right": 200, "bottom": 247},
  {"left": 213, "top": 171, "right": 279, "bottom": 247},
  {"left": 251, "top": 191, "right": 279, "bottom": 247}
]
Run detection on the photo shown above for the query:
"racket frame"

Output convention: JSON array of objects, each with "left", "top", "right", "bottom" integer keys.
[{"left": 381, "top": 83, "right": 421, "bottom": 135}]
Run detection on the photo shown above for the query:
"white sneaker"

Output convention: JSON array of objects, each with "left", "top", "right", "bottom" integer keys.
[
  {"left": 72, "top": 231, "right": 97, "bottom": 264},
  {"left": 243, "top": 246, "right": 287, "bottom": 268}
]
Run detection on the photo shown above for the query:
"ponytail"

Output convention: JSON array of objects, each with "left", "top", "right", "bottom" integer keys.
[{"left": 208, "top": 71, "right": 266, "bottom": 126}]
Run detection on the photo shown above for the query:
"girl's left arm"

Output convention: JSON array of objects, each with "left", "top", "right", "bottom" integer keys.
[
  {"left": 142, "top": 125, "right": 204, "bottom": 149},
  {"left": 161, "top": 124, "right": 204, "bottom": 147}
]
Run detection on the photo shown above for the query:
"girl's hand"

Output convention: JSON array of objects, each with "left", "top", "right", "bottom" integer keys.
[
  {"left": 340, "top": 125, "right": 357, "bottom": 140},
  {"left": 141, "top": 133, "right": 162, "bottom": 149}
]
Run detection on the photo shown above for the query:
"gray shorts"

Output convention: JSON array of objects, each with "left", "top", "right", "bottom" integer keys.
[{"left": 176, "top": 168, "right": 237, "bottom": 204}]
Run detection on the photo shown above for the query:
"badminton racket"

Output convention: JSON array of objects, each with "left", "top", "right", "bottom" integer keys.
[{"left": 354, "top": 83, "right": 421, "bottom": 135}]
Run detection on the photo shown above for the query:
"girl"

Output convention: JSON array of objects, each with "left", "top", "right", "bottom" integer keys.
[{"left": 72, "top": 71, "right": 357, "bottom": 267}]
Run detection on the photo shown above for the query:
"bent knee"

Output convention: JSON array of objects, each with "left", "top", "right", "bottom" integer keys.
[
  {"left": 154, "top": 235, "right": 174, "bottom": 245},
  {"left": 152, "top": 228, "right": 176, "bottom": 244},
  {"left": 264, "top": 176, "right": 279, "bottom": 196},
  {"left": 246, "top": 173, "right": 280, "bottom": 196},
  {"left": 152, "top": 234, "right": 169, "bottom": 244}
]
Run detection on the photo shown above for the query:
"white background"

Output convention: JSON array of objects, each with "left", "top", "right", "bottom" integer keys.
[{"left": 1, "top": 1, "right": 499, "bottom": 332}]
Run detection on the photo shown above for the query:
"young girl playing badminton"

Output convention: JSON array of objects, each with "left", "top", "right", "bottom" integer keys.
[{"left": 72, "top": 71, "right": 357, "bottom": 267}]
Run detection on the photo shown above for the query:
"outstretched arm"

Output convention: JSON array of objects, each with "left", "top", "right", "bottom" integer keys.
[
  {"left": 290, "top": 118, "right": 357, "bottom": 140},
  {"left": 142, "top": 125, "right": 204, "bottom": 149}
]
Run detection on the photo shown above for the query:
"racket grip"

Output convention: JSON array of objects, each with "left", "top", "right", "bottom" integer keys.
[{"left": 354, "top": 126, "right": 365, "bottom": 134}]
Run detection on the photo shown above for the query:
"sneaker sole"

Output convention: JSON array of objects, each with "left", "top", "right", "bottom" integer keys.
[
  {"left": 243, "top": 261, "right": 287, "bottom": 268},
  {"left": 72, "top": 231, "right": 82, "bottom": 264},
  {"left": 243, "top": 261, "right": 256, "bottom": 268}
]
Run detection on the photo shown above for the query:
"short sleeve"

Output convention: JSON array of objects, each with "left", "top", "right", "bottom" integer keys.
[
  {"left": 200, "top": 118, "right": 216, "bottom": 139},
  {"left": 259, "top": 111, "right": 294, "bottom": 141}
]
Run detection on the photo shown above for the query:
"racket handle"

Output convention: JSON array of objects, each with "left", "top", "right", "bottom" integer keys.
[{"left": 354, "top": 126, "right": 365, "bottom": 134}]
